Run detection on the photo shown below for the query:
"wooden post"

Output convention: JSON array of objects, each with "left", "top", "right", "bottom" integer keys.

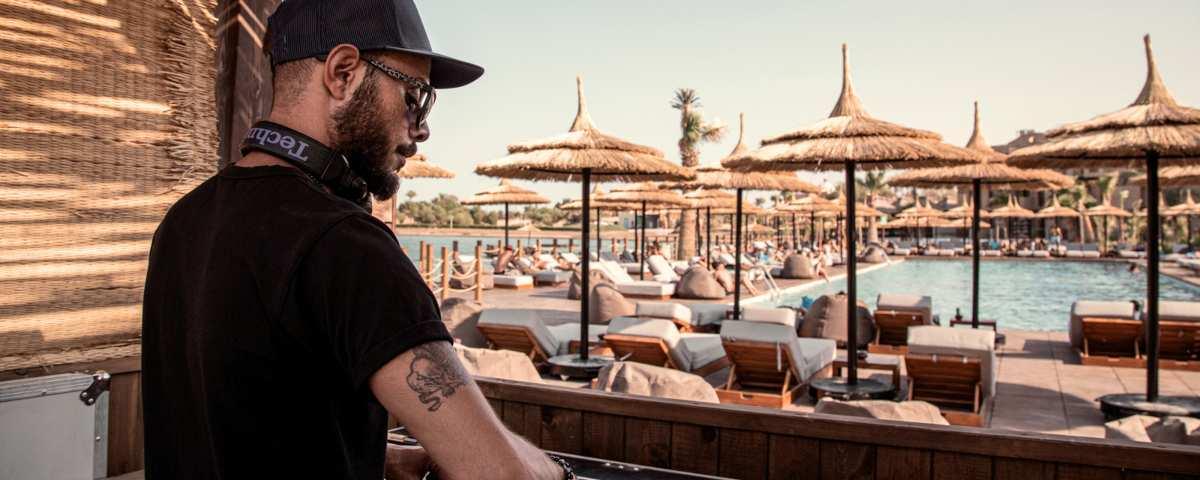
[
  {"left": 568, "top": 238, "right": 574, "bottom": 253},
  {"left": 474, "top": 243, "right": 484, "bottom": 303},
  {"left": 452, "top": 240, "right": 459, "bottom": 255},
  {"left": 418, "top": 240, "right": 426, "bottom": 272},
  {"left": 516, "top": 239, "right": 523, "bottom": 253},
  {"left": 440, "top": 247, "right": 450, "bottom": 302}
]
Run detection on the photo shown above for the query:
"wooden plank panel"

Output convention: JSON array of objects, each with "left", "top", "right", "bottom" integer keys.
[
  {"left": 502, "top": 401, "right": 541, "bottom": 445},
  {"left": 670, "top": 424, "right": 719, "bottom": 476},
  {"left": 719, "top": 429, "right": 768, "bottom": 480},
  {"left": 624, "top": 418, "right": 671, "bottom": 468},
  {"left": 582, "top": 412, "right": 625, "bottom": 462},
  {"left": 820, "top": 440, "right": 874, "bottom": 480},
  {"left": 487, "top": 398, "right": 503, "bottom": 418},
  {"left": 933, "top": 451, "right": 991, "bottom": 480},
  {"left": 107, "top": 372, "right": 144, "bottom": 476},
  {"left": 540, "top": 408, "right": 583, "bottom": 455},
  {"left": 994, "top": 458, "right": 1055, "bottom": 480},
  {"left": 1122, "top": 472, "right": 1198, "bottom": 480},
  {"left": 767, "top": 435, "right": 818, "bottom": 480},
  {"left": 1057, "top": 464, "right": 1123, "bottom": 480},
  {"left": 876, "top": 446, "right": 930, "bottom": 480}
]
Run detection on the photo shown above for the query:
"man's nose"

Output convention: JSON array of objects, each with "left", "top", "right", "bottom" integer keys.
[{"left": 411, "top": 121, "right": 430, "bottom": 143}]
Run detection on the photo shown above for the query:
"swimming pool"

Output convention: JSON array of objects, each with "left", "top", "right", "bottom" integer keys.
[{"left": 769, "top": 259, "right": 1200, "bottom": 331}]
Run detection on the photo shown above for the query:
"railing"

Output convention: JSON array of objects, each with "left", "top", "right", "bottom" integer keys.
[
  {"left": 476, "top": 377, "right": 1200, "bottom": 480},
  {"left": 407, "top": 242, "right": 484, "bottom": 302}
]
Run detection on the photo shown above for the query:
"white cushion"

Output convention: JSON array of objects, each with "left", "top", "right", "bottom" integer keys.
[
  {"left": 560, "top": 252, "right": 580, "bottom": 264},
  {"left": 616, "top": 281, "right": 675, "bottom": 297},
  {"left": 538, "top": 253, "right": 557, "bottom": 264},
  {"left": 1016, "top": 250, "right": 1033, "bottom": 257},
  {"left": 621, "top": 262, "right": 642, "bottom": 274},
  {"left": 1119, "top": 250, "right": 1143, "bottom": 259},
  {"left": 1161, "top": 301, "right": 1200, "bottom": 322},
  {"left": 877, "top": 293, "right": 934, "bottom": 325},
  {"left": 938, "top": 249, "right": 956, "bottom": 256},
  {"left": 1032, "top": 250, "right": 1051, "bottom": 258},
  {"left": 689, "top": 303, "right": 729, "bottom": 327},
  {"left": 1080, "top": 251, "right": 1102, "bottom": 258},
  {"left": 741, "top": 307, "right": 796, "bottom": 327},
  {"left": 720, "top": 320, "right": 836, "bottom": 380},
  {"left": 1065, "top": 250, "right": 1085, "bottom": 258},
  {"left": 647, "top": 255, "right": 681, "bottom": 282},
  {"left": 1070, "top": 300, "right": 1137, "bottom": 348},
  {"left": 636, "top": 302, "right": 693, "bottom": 324},
  {"left": 893, "top": 248, "right": 911, "bottom": 256},
  {"left": 493, "top": 274, "right": 533, "bottom": 287},
  {"left": 679, "top": 333, "right": 728, "bottom": 371},
  {"left": 608, "top": 317, "right": 689, "bottom": 370},
  {"left": 546, "top": 323, "right": 608, "bottom": 355},
  {"left": 981, "top": 250, "right": 1002, "bottom": 257},
  {"left": 907, "top": 326, "right": 996, "bottom": 398},
  {"left": 479, "top": 309, "right": 557, "bottom": 357},
  {"left": 600, "top": 260, "right": 636, "bottom": 283}
]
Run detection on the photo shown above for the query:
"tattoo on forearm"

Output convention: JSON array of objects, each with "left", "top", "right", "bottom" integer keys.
[{"left": 406, "top": 343, "right": 467, "bottom": 412}]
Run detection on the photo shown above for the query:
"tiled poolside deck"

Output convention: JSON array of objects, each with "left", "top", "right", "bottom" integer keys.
[{"left": 449, "top": 259, "right": 1200, "bottom": 439}]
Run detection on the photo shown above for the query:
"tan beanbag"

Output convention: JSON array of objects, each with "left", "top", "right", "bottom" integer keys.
[
  {"left": 814, "top": 398, "right": 949, "bottom": 425},
  {"left": 568, "top": 267, "right": 608, "bottom": 300},
  {"left": 859, "top": 246, "right": 888, "bottom": 264},
  {"left": 713, "top": 265, "right": 735, "bottom": 294},
  {"left": 779, "top": 253, "right": 816, "bottom": 279},
  {"left": 593, "top": 361, "right": 719, "bottom": 403},
  {"left": 675, "top": 266, "right": 726, "bottom": 300},
  {"left": 589, "top": 283, "right": 635, "bottom": 325},
  {"left": 800, "top": 293, "right": 876, "bottom": 349},
  {"left": 1105, "top": 415, "right": 1200, "bottom": 445},
  {"left": 454, "top": 345, "right": 542, "bottom": 383},
  {"left": 441, "top": 297, "right": 487, "bottom": 348}
]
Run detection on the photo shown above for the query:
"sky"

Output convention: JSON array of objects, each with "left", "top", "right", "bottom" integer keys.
[{"left": 404, "top": 1, "right": 1200, "bottom": 206}]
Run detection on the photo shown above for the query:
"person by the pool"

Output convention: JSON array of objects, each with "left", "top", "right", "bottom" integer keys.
[{"left": 141, "top": 1, "right": 568, "bottom": 478}]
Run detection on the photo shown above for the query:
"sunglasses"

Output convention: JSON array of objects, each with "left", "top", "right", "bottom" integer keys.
[{"left": 363, "top": 57, "right": 437, "bottom": 125}]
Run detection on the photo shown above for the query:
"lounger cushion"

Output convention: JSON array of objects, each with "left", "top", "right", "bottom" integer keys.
[
  {"left": 1160, "top": 301, "right": 1200, "bottom": 322},
  {"left": 441, "top": 297, "right": 487, "bottom": 347},
  {"left": 721, "top": 320, "right": 836, "bottom": 380},
  {"left": 742, "top": 307, "right": 797, "bottom": 327},
  {"left": 607, "top": 317, "right": 691, "bottom": 370},
  {"left": 636, "top": 301, "right": 693, "bottom": 325},
  {"left": 679, "top": 333, "right": 728, "bottom": 371},
  {"left": 876, "top": 293, "right": 936, "bottom": 325},
  {"left": 814, "top": 398, "right": 950, "bottom": 426},
  {"left": 779, "top": 253, "right": 817, "bottom": 279},
  {"left": 454, "top": 345, "right": 542, "bottom": 383},
  {"left": 1070, "top": 300, "right": 1137, "bottom": 349},
  {"left": 907, "top": 326, "right": 996, "bottom": 398},
  {"left": 892, "top": 248, "right": 911, "bottom": 256},
  {"left": 1032, "top": 250, "right": 1051, "bottom": 258},
  {"left": 534, "top": 270, "right": 572, "bottom": 284},
  {"left": 674, "top": 266, "right": 726, "bottom": 300},
  {"left": 801, "top": 294, "right": 876, "bottom": 349},
  {"left": 593, "top": 361, "right": 719, "bottom": 403},
  {"left": 648, "top": 255, "right": 681, "bottom": 282},
  {"left": 689, "top": 303, "right": 729, "bottom": 327},
  {"left": 560, "top": 252, "right": 580, "bottom": 264},
  {"left": 546, "top": 322, "right": 608, "bottom": 355},
  {"left": 589, "top": 283, "right": 635, "bottom": 325},
  {"left": 860, "top": 245, "right": 888, "bottom": 264},
  {"left": 479, "top": 309, "right": 558, "bottom": 358},
  {"left": 494, "top": 274, "right": 533, "bottom": 287},
  {"left": 616, "top": 281, "right": 675, "bottom": 298}
]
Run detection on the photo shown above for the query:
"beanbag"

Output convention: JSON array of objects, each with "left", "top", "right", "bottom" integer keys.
[
  {"left": 589, "top": 283, "right": 635, "bottom": 325},
  {"left": 859, "top": 245, "right": 888, "bottom": 264},
  {"left": 779, "top": 253, "right": 816, "bottom": 279},
  {"left": 593, "top": 361, "right": 719, "bottom": 403},
  {"left": 441, "top": 297, "right": 487, "bottom": 347},
  {"left": 454, "top": 345, "right": 542, "bottom": 383},
  {"left": 815, "top": 398, "right": 949, "bottom": 425},
  {"left": 800, "top": 293, "right": 876, "bottom": 349},
  {"left": 674, "top": 266, "right": 726, "bottom": 300},
  {"left": 713, "top": 266, "right": 735, "bottom": 294},
  {"left": 568, "top": 268, "right": 609, "bottom": 300}
]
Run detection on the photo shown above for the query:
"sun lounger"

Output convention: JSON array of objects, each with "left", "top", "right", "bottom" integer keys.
[
  {"left": 493, "top": 274, "right": 534, "bottom": 289},
  {"left": 1159, "top": 301, "right": 1200, "bottom": 368},
  {"left": 559, "top": 252, "right": 581, "bottom": 265},
  {"left": 634, "top": 301, "right": 697, "bottom": 331},
  {"left": 717, "top": 311, "right": 837, "bottom": 408},
  {"left": 870, "top": 293, "right": 938, "bottom": 354},
  {"left": 892, "top": 247, "right": 912, "bottom": 256},
  {"left": 533, "top": 270, "right": 572, "bottom": 286},
  {"left": 905, "top": 326, "right": 996, "bottom": 427},
  {"left": 1032, "top": 249, "right": 1051, "bottom": 258},
  {"left": 1118, "top": 250, "right": 1145, "bottom": 259},
  {"left": 981, "top": 249, "right": 1003, "bottom": 257},
  {"left": 477, "top": 309, "right": 606, "bottom": 363},
  {"left": 1069, "top": 300, "right": 1138, "bottom": 350},
  {"left": 604, "top": 317, "right": 729, "bottom": 376},
  {"left": 646, "top": 255, "right": 682, "bottom": 283},
  {"left": 595, "top": 260, "right": 675, "bottom": 300},
  {"left": 1016, "top": 249, "right": 1033, "bottom": 258}
]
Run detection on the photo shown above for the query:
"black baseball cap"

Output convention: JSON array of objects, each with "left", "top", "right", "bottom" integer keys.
[{"left": 265, "top": 0, "right": 483, "bottom": 89}]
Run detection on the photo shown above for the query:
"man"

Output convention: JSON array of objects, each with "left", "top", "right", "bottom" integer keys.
[{"left": 141, "top": 1, "right": 566, "bottom": 478}]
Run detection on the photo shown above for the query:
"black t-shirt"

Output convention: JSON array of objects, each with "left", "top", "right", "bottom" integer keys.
[{"left": 142, "top": 165, "right": 451, "bottom": 479}]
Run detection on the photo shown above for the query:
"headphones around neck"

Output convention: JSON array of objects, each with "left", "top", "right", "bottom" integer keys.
[{"left": 240, "top": 121, "right": 370, "bottom": 209}]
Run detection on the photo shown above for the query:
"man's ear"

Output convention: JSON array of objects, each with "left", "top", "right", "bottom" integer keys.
[{"left": 322, "top": 44, "right": 364, "bottom": 101}]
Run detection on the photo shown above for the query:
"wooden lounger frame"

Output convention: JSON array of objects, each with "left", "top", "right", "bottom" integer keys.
[
  {"left": 869, "top": 310, "right": 925, "bottom": 354},
  {"left": 904, "top": 353, "right": 990, "bottom": 427},
  {"left": 477, "top": 323, "right": 552, "bottom": 364},
  {"left": 1159, "top": 321, "right": 1200, "bottom": 371},
  {"left": 715, "top": 339, "right": 829, "bottom": 409},
  {"left": 1079, "top": 317, "right": 1143, "bottom": 368},
  {"left": 603, "top": 334, "right": 729, "bottom": 377}
]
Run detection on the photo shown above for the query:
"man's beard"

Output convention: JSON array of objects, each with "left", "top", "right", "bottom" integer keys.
[{"left": 329, "top": 75, "right": 402, "bottom": 204}]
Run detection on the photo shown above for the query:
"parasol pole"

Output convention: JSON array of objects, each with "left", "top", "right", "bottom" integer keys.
[
  {"left": 706, "top": 206, "right": 713, "bottom": 268},
  {"left": 971, "top": 179, "right": 982, "bottom": 329},
  {"left": 580, "top": 169, "right": 592, "bottom": 361},
  {"left": 503, "top": 202, "right": 510, "bottom": 248},
  {"left": 845, "top": 161, "right": 859, "bottom": 384},
  {"left": 734, "top": 188, "right": 744, "bottom": 320},
  {"left": 810, "top": 211, "right": 816, "bottom": 249},
  {"left": 1146, "top": 152, "right": 1161, "bottom": 402},
  {"left": 791, "top": 212, "right": 798, "bottom": 250},
  {"left": 639, "top": 200, "right": 647, "bottom": 280}
]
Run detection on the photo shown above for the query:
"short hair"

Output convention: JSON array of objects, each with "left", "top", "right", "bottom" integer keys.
[{"left": 270, "top": 59, "right": 319, "bottom": 106}]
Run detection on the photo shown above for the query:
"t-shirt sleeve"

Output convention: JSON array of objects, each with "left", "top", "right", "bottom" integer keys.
[{"left": 289, "top": 214, "right": 452, "bottom": 389}]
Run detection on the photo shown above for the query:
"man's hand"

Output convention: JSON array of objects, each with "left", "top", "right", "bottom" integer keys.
[{"left": 385, "top": 444, "right": 432, "bottom": 480}]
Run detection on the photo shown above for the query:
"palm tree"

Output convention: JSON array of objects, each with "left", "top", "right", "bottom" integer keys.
[
  {"left": 1058, "top": 181, "right": 1095, "bottom": 243},
  {"left": 405, "top": 190, "right": 417, "bottom": 203},
  {"left": 856, "top": 171, "right": 889, "bottom": 243},
  {"left": 671, "top": 88, "right": 726, "bottom": 258}
]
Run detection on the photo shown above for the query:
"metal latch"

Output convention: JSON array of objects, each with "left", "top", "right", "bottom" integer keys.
[{"left": 79, "top": 371, "right": 111, "bottom": 406}]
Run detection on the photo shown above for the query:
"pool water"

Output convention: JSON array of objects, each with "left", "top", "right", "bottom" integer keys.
[{"left": 772, "top": 259, "right": 1200, "bottom": 331}]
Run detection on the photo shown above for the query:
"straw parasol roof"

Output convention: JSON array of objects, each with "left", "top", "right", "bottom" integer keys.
[
  {"left": 474, "top": 76, "right": 693, "bottom": 182},
  {"left": 722, "top": 44, "right": 985, "bottom": 172},
  {"left": 604, "top": 182, "right": 687, "bottom": 206},
  {"left": 1086, "top": 198, "right": 1133, "bottom": 218},
  {"left": 889, "top": 102, "right": 1074, "bottom": 190},
  {"left": 943, "top": 201, "right": 991, "bottom": 219},
  {"left": 880, "top": 217, "right": 922, "bottom": 229},
  {"left": 777, "top": 194, "right": 840, "bottom": 213},
  {"left": 833, "top": 195, "right": 884, "bottom": 217},
  {"left": 989, "top": 197, "right": 1037, "bottom": 219},
  {"left": 1036, "top": 196, "right": 1080, "bottom": 218},
  {"left": 664, "top": 114, "right": 821, "bottom": 193},
  {"left": 1130, "top": 166, "right": 1200, "bottom": 187},
  {"left": 460, "top": 180, "right": 550, "bottom": 206},
  {"left": 397, "top": 153, "right": 454, "bottom": 179},
  {"left": 1008, "top": 35, "right": 1200, "bottom": 169},
  {"left": 560, "top": 187, "right": 642, "bottom": 211},
  {"left": 1165, "top": 191, "right": 1200, "bottom": 216},
  {"left": 683, "top": 188, "right": 737, "bottom": 209},
  {"left": 938, "top": 217, "right": 992, "bottom": 229},
  {"left": 896, "top": 199, "right": 945, "bottom": 218},
  {"left": 710, "top": 204, "right": 766, "bottom": 215}
]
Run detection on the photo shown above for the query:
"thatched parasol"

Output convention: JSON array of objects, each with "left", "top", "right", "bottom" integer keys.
[
  {"left": 461, "top": 180, "right": 550, "bottom": 248},
  {"left": 683, "top": 188, "right": 737, "bottom": 263},
  {"left": 890, "top": 101, "right": 1073, "bottom": 328},
  {"left": 943, "top": 201, "right": 991, "bottom": 219},
  {"left": 1008, "top": 35, "right": 1200, "bottom": 414},
  {"left": 1087, "top": 195, "right": 1133, "bottom": 252},
  {"left": 778, "top": 194, "right": 840, "bottom": 248},
  {"left": 606, "top": 183, "right": 687, "bottom": 279},
  {"left": 990, "top": 197, "right": 1036, "bottom": 219},
  {"left": 397, "top": 153, "right": 455, "bottom": 179},
  {"left": 1165, "top": 191, "right": 1200, "bottom": 245},
  {"left": 723, "top": 43, "right": 983, "bottom": 395},
  {"left": 1131, "top": 166, "right": 1200, "bottom": 188},
  {"left": 474, "top": 76, "right": 693, "bottom": 365}
]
